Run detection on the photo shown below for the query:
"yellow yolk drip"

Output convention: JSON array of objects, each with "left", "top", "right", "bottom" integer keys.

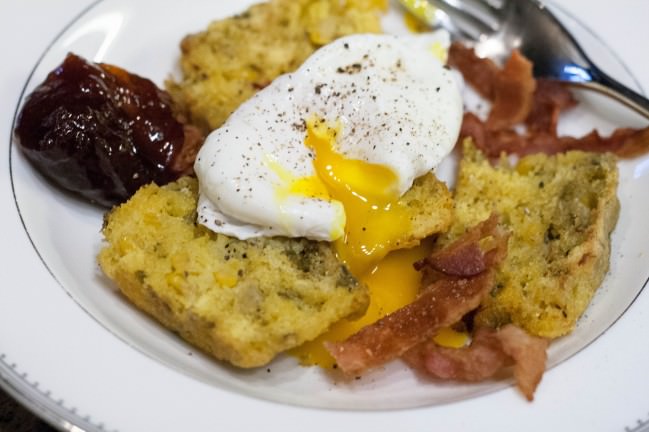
[
  {"left": 265, "top": 155, "right": 345, "bottom": 239},
  {"left": 286, "top": 118, "right": 466, "bottom": 367},
  {"left": 304, "top": 118, "right": 412, "bottom": 276},
  {"left": 290, "top": 242, "right": 433, "bottom": 367},
  {"left": 265, "top": 156, "right": 330, "bottom": 201},
  {"left": 430, "top": 41, "right": 448, "bottom": 64},
  {"left": 433, "top": 326, "right": 469, "bottom": 348},
  {"left": 289, "top": 241, "right": 469, "bottom": 367}
]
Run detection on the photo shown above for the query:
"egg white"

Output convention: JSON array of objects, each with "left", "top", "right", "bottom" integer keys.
[{"left": 194, "top": 31, "right": 463, "bottom": 241}]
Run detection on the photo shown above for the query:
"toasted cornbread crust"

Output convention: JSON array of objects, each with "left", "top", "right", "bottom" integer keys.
[
  {"left": 445, "top": 141, "right": 619, "bottom": 338},
  {"left": 166, "top": 0, "right": 387, "bottom": 133},
  {"left": 400, "top": 171, "right": 454, "bottom": 248},
  {"left": 99, "top": 173, "right": 452, "bottom": 367}
]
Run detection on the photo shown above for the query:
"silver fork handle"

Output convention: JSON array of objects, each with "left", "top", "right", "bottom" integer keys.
[{"left": 562, "top": 64, "right": 649, "bottom": 120}]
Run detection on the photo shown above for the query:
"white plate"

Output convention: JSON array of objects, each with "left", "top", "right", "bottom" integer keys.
[{"left": 2, "top": 1, "right": 649, "bottom": 431}]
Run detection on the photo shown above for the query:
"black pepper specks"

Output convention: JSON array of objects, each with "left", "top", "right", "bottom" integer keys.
[
  {"left": 337, "top": 63, "right": 363, "bottom": 74},
  {"left": 195, "top": 35, "right": 460, "bottom": 239}
]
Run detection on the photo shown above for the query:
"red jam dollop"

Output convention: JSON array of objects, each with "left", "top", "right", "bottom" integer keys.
[{"left": 14, "top": 53, "right": 201, "bottom": 207}]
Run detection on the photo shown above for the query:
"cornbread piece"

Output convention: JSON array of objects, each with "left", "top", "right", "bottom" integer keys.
[
  {"left": 98, "top": 177, "right": 367, "bottom": 367},
  {"left": 98, "top": 171, "right": 453, "bottom": 368},
  {"left": 166, "top": 0, "right": 387, "bottom": 133},
  {"left": 397, "top": 172, "right": 454, "bottom": 249},
  {"left": 444, "top": 141, "right": 619, "bottom": 338}
]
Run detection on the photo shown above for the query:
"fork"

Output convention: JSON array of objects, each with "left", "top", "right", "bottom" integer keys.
[{"left": 397, "top": 0, "right": 649, "bottom": 120}]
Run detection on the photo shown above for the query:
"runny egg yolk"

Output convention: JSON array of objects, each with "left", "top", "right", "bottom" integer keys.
[
  {"left": 288, "top": 118, "right": 467, "bottom": 367},
  {"left": 289, "top": 241, "right": 434, "bottom": 368},
  {"left": 265, "top": 155, "right": 345, "bottom": 240},
  {"left": 290, "top": 240, "right": 469, "bottom": 367},
  {"left": 304, "top": 118, "right": 413, "bottom": 276}
]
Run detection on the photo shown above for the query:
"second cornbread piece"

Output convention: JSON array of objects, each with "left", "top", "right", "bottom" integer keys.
[
  {"left": 445, "top": 142, "right": 619, "bottom": 338},
  {"left": 167, "top": 0, "right": 387, "bottom": 133}
]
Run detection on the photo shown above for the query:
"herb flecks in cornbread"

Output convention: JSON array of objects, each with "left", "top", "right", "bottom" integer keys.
[
  {"left": 166, "top": 0, "right": 387, "bottom": 133},
  {"left": 445, "top": 141, "right": 619, "bottom": 338}
]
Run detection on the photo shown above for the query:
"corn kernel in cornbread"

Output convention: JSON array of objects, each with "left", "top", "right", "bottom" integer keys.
[
  {"left": 445, "top": 142, "right": 619, "bottom": 338},
  {"left": 167, "top": 0, "right": 388, "bottom": 133}
]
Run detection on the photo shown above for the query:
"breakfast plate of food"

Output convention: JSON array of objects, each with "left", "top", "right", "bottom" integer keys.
[{"left": 2, "top": 0, "right": 649, "bottom": 430}]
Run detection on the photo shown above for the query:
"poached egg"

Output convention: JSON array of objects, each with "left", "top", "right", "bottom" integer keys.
[{"left": 195, "top": 31, "right": 463, "bottom": 276}]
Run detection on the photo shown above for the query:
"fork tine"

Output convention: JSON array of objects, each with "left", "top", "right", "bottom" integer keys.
[
  {"left": 478, "top": 0, "right": 507, "bottom": 12},
  {"left": 437, "top": 0, "right": 502, "bottom": 31},
  {"left": 446, "top": 0, "right": 501, "bottom": 16},
  {"left": 428, "top": 0, "right": 499, "bottom": 40}
]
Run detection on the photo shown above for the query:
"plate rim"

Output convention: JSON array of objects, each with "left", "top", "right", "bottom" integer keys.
[{"left": 2, "top": 0, "right": 649, "bottom": 430}]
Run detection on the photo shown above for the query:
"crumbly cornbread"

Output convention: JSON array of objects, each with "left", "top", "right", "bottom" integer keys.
[
  {"left": 98, "top": 173, "right": 452, "bottom": 367},
  {"left": 166, "top": 0, "right": 387, "bottom": 133},
  {"left": 396, "top": 171, "right": 455, "bottom": 249},
  {"left": 443, "top": 141, "right": 619, "bottom": 338}
]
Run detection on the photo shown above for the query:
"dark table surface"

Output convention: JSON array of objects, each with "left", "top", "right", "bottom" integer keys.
[{"left": 0, "top": 387, "right": 57, "bottom": 432}]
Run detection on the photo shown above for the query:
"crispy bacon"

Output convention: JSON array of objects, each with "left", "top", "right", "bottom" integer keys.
[
  {"left": 403, "top": 326, "right": 507, "bottom": 381},
  {"left": 559, "top": 127, "right": 649, "bottom": 158},
  {"left": 487, "top": 50, "right": 536, "bottom": 131},
  {"left": 526, "top": 79, "right": 577, "bottom": 134},
  {"left": 325, "top": 215, "right": 509, "bottom": 375},
  {"left": 459, "top": 114, "right": 559, "bottom": 157},
  {"left": 448, "top": 43, "right": 537, "bottom": 131},
  {"left": 460, "top": 113, "right": 649, "bottom": 158},
  {"left": 414, "top": 213, "right": 508, "bottom": 278},
  {"left": 451, "top": 43, "right": 649, "bottom": 158},
  {"left": 448, "top": 42, "right": 499, "bottom": 100},
  {"left": 459, "top": 112, "right": 489, "bottom": 151},
  {"left": 404, "top": 324, "right": 548, "bottom": 401},
  {"left": 497, "top": 324, "right": 549, "bottom": 400},
  {"left": 325, "top": 273, "right": 494, "bottom": 375}
]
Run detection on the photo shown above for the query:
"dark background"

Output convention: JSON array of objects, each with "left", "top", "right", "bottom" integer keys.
[{"left": 0, "top": 387, "right": 56, "bottom": 432}]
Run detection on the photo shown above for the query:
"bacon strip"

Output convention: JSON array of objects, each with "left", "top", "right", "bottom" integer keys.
[
  {"left": 451, "top": 43, "right": 649, "bottom": 158},
  {"left": 448, "top": 42, "right": 499, "bottom": 100},
  {"left": 415, "top": 213, "right": 508, "bottom": 278},
  {"left": 448, "top": 43, "right": 536, "bottom": 131},
  {"left": 403, "top": 326, "right": 507, "bottom": 381},
  {"left": 560, "top": 127, "right": 649, "bottom": 158},
  {"left": 460, "top": 114, "right": 649, "bottom": 158},
  {"left": 325, "top": 273, "right": 494, "bottom": 375},
  {"left": 325, "top": 215, "right": 509, "bottom": 375},
  {"left": 404, "top": 324, "right": 548, "bottom": 401},
  {"left": 487, "top": 50, "right": 536, "bottom": 131},
  {"left": 525, "top": 79, "right": 577, "bottom": 134},
  {"left": 459, "top": 113, "right": 558, "bottom": 157},
  {"left": 497, "top": 325, "right": 549, "bottom": 400}
]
